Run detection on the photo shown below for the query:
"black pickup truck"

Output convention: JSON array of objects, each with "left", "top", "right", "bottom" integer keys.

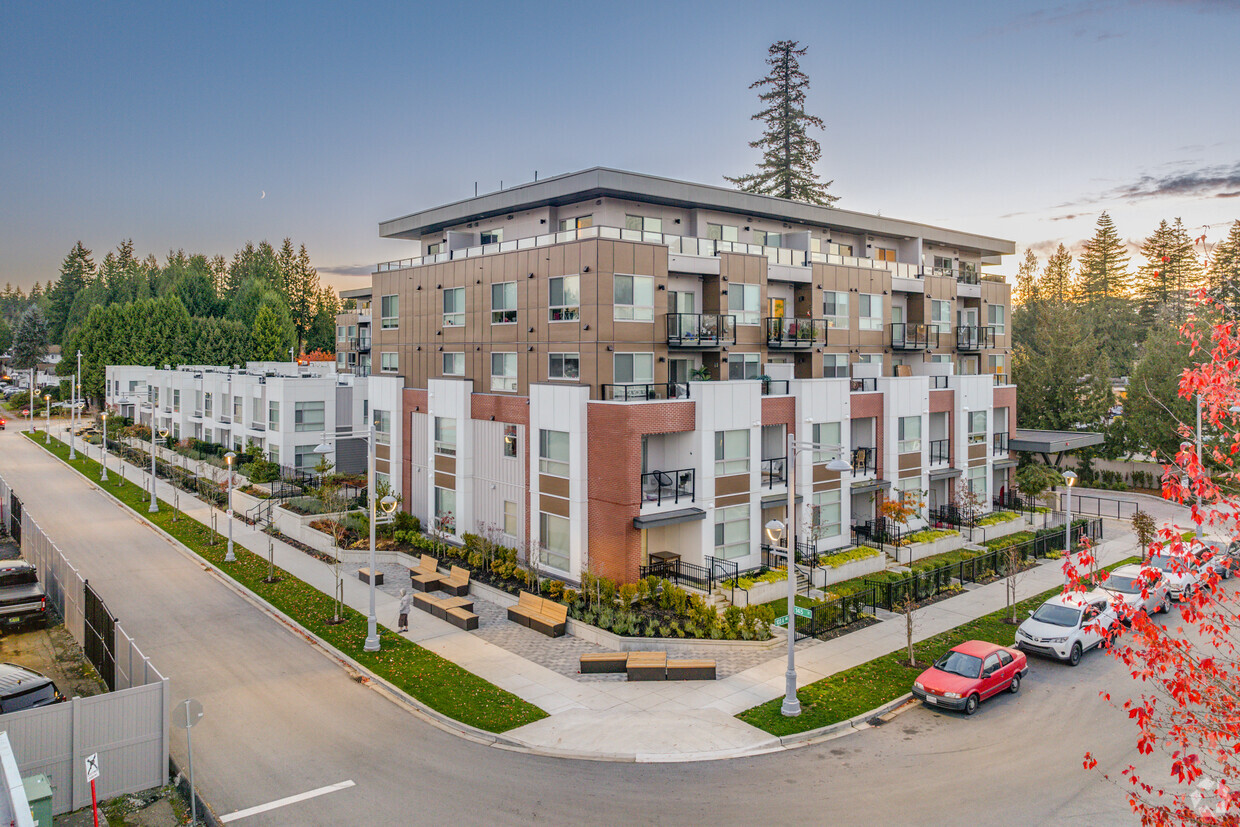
[{"left": 0, "top": 561, "right": 48, "bottom": 629}]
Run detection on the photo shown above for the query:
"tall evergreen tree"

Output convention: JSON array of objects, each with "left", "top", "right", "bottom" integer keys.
[
  {"left": 1076, "top": 212, "right": 1132, "bottom": 304},
  {"left": 11, "top": 305, "right": 50, "bottom": 371},
  {"left": 1014, "top": 248, "right": 1041, "bottom": 307},
  {"left": 725, "top": 40, "right": 837, "bottom": 206},
  {"left": 280, "top": 240, "right": 320, "bottom": 355},
  {"left": 48, "top": 241, "right": 94, "bottom": 345},
  {"left": 249, "top": 299, "right": 294, "bottom": 361},
  {"left": 1206, "top": 220, "right": 1240, "bottom": 313},
  {"left": 0, "top": 318, "right": 11, "bottom": 354},
  {"left": 1040, "top": 243, "right": 1075, "bottom": 302},
  {"left": 1012, "top": 301, "right": 1112, "bottom": 433},
  {"left": 305, "top": 286, "right": 340, "bottom": 355},
  {"left": 1136, "top": 218, "right": 1202, "bottom": 324}
]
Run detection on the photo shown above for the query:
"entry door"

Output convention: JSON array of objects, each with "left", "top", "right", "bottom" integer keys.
[
  {"left": 958, "top": 307, "right": 977, "bottom": 327},
  {"left": 669, "top": 291, "right": 695, "bottom": 314},
  {"left": 769, "top": 297, "right": 785, "bottom": 319},
  {"left": 669, "top": 359, "right": 692, "bottom": 384}
]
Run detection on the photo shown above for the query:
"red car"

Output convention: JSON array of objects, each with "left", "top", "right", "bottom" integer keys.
[{"left": 912, "top": 640, "right": 1028, "bottom": 715}]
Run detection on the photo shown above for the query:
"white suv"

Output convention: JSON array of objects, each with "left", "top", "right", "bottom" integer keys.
[
  {"left": 1091, "top": 564, "right": 1172, "bottom": 622},
  {"left": 1015, "top": 593, "right": 1115, "bottom": 666},
  {"left": 1145, "top": 551, "right": 1201, "bottom": 601}
]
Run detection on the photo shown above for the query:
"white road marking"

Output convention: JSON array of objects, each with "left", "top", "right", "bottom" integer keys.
[{"left": 219, "top": 780, "right": 356, "bottom": 823}]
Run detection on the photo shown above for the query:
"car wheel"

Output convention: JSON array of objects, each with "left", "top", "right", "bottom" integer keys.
[
  {"left": 1068, "top": 642, "right": 1083, "bottom": 667},
  {"left": 964, "top": 694, "right": 980, "bottom": 715},
  {"left": 1158, "top": 594, "right": 1171, "bottom": 614},
  {"left": 1008, "top": 673, "right": 1021, "bottom": 694}
]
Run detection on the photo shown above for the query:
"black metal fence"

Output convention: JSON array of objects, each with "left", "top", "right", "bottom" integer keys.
[
  {"left": 852, "top": 518, "right": 904, "bottom": 549},
  {"left": 8, "top": 492, "right": 21, "bottom": 545},
  {"left": 794, "top": 587, "right": 880, "bottom": 640},
  {"left": 83, "top": 580, "right": 116, "bottom": 691},
  {"left": 1063, "top": 493, "right": 1139, "bottom": 520}
]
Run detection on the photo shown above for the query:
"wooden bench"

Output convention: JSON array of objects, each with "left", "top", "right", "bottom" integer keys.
[
  {"left": 357, "top": 567, "right": 383, "bottom": 586},
  {"left": 579, "top": 652, "right": 629, "bottom": 674},
  {"left": 446, "top": 606, "right": 479, "bottom": 631},
  {"left": 507, "top": 591, "right": 568, "bottom": 637},
  {"left": 626, "top": 651, "right": 667, "bottom": 681},
  {"left": 666, "top": 659, "right": 717, "bottom": 681},
  {"left": 438, "top": 565, "right": 471, "bottom": 597},
  {"left": 408, "top": 554, "right": 444, "bottom": 592}
]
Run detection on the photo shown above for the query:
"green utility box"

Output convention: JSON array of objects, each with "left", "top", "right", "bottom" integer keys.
[{"left": 22, "top": 773, "right": 52, "bottom": 826}]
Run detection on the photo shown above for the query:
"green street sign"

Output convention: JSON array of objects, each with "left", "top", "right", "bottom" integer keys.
[
  {"left": 774, "top": 616, "right": 789, "bottom": 626},
  {"left": 793, "top": 606, "right": 812, "bottom": 618}
]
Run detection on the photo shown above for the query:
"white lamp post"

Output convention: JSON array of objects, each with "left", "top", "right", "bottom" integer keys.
[
  {"left": 224, "top": 451, "right": 237, "bottom": 562},
  {"left": 1063, "top": 470, "right": 1077, "bottom": 554},
  {"left": 43, "top": 394, "right": 50, "bottom": 444},
  {"left": 28, "top": 368, "right": 35, "bottom": 436},
  {"left": 315, "top": 424, "right": 397, "bottom": 652},
  {"left": 764, "top": 433, "right": 852, "bottom": 717},
  {"left": 101, "top": 413, "right": 109, "bottom": 482},
  {"left": 149, "top": 420, "right": 167, "bottom": 514}
]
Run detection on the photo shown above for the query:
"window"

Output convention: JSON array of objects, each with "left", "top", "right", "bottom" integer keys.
[
  {"left": 811, "top": 490, "right": 842, "bottom": 539},
  {"left": 823, "top": 354, "right": 849, "bottom": 378},
  {"left": 988, "top": 354, "right": 1006, "bottom": 378},
  {"left": 539, "top": 512, "right": 570, "bottom": 571},
  {"left": 268, "top": 401, "right": 279, "bottom": 431},
  {"left": 336, "top": 352, "right": 346, "bottom": 369},
  {"left": 336, "top": 325, "right": 345, "bottom": 343},
  {"left": 480, "top": 229, "right": 502, "bottom": 245},
  {"left": 435, "top": 487, "right": 456, "bottom": 534},
  {"left": 732, "top": 283, "right": 759, "bottom": 326},
  {"left": 549, "top": 276, "right": 579, "bottom": 321},
  {"left": 969, "top": 410, "right": 988, "bottom": 444},
  {"left": 988, "top": 304, "right": 1006, "bottom": 334},
  {"left": 857, "top": 354, "right": 882, "bottom": 370},
  {"left": 933, "top": 255, "right": 954, "bottom": 277},
  {"left": 874, "top": 247, "right": 897, "bottom": 262},
  {"left": 859, "top": 294, "right": 883, "bottom": 331},
  {"left": 728, "top": 353, "right": 760, "bottom": 380},
  {"left": 490, "top": 352, "right": 517, "bottom": 392},
  {"left": 491, "top": 282, "right": 517, "bottom": 324},
  {"left": 442, "top": 352, "right": 464, "bottom": 376},
  {"left": 347, "top": 325, "right": 357, "bottom": 339},
  {"left": 714, "top": 429, "right": 750, "bottom": 476},
  {"left": 204, "top": 393, "right": 212, "bottom": 418},
  {"left": 374, "top": 409, "right": 391, "bottom": 445},
  {"left": 172, "top": 389, "right": 180, "bottom": 413},
  {"left": 557, "top": 215, "right": 592, "bottom": 232},
  {"left": 823, "top": 291, "right": 849, "bottom": 328},
  {"left": 714, "top": 504, "right": 750, "bottom": 560},
  {"left": 233, "top": 395, "right": 243, "bottom": 420},
  {"left": 961, "top": 262, "right": 979, "bottom": 280},
  {"left": 539, "top": 429, "right": 569, "bottom": 477},
  {"left": 753, "top": 230, "right": 779, "bottom": 247},
  {"left": 434, "top": 417, "right": 456, "bottom": 456},
  {"left": 706, "top": 223, "right": 738, "bottom": 242},
  {"left": 503, "top": 501, "right": 518, "bottom": 537},
  {"left": 268, "top": 444, "right": 279, "bottom": 464},
  {"left": 812, "top": 422, "right": 842, "bottom": 463},
  {"left": 928, "top": 354, "right": 952, "bottom": 364},
  {"left": 931, "top": 300, "right": 951, "bottom": 333},
  {"left": 443, "top": 287, "right": 465, "bottom": 327},
  {"left": 503, "top": 424, "right": 518, "bottom": 458},
  {"left": 293, "top": 445, "right": 317, "bottom": 472},
  {"left": 548, "top": 352, "right": 579, "bottom": 380},
  {"left": 381, "top": 352, "right": 398, "bottom": 373},
  {"left": 625, "top": 215, "right": 662, "bottom": 235},
  {"left": 613, "top": 352, "right": 653, "bottom": 384},
  {"left": 426, "top": 242, "right": 443, "bottom": 256},
  {"left": 613, "top": 275, "right": 654, "bottom": 322},
  {"left": 898, "top": 416, "right": 922, "bottom": 453},
  {"left": 967, "top": 465, "right": 986, "bottom": 496},
  {"left": 252, "top": 397, "right": 262, "bottom": 424},
  {"left": 294, "top": 401, "right": 324, "bottom": 432},
  {"left": 381, "top": 295, "right": 398, "bottom": 329},
  {"left": 828, "top": 242, "right": 853, "bottom": 257}
]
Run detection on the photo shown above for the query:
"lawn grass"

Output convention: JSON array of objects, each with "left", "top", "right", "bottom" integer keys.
[
  {"left": 27, "top": 432, "right": 547, "bottom": 733},
  {"left": 737, "top": 556, "right": 1142, "bottom": 736}
]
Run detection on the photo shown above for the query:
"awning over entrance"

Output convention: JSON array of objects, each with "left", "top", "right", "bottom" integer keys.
[
  {"left": 928, "top": 467, "right": 962, "bottom": 481},
  {"left": 992, "top": 457, "right": 1019, "bottom": 470},
  {"left": 1009, "top": 429, "right": 1105, "bottom": 454},
  {"left": 760, "top": 493, "right": 803, "bottom": 508},
  {"left": 850, "top": 479, "right": 891, "bottom": 495},
  {"left": 633, "top": 507, "right": 707, "bottom": 530}
]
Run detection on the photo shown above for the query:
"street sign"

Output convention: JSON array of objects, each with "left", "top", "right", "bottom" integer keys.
[
  {"left": 178, "top": 698, "right": 204, "bottom": 729},
  {"left": 773, "top": 616, "right": 789, "bottom": 626},
  {"left": 793, "top": 606, "right": 812, "bottom": 619},
  {"left": 84, "top": 753, "right": 99, "bottom": 782}
]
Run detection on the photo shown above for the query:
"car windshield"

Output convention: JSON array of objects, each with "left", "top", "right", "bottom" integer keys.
[
  {"left": 1100, "top": 574, "right": 1141, "bottom": 594},
  {"left": 1147, "top": 556, "right": 1187, "bottom": 574},
  {"left": 1031, "top": 603, "right": 1082, "bottom": 627},
  {"left": 933, "top": 651, "right": 982, "bottom": 679}
]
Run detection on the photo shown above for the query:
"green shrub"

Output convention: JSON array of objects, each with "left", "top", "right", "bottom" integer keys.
[
  {"left": 818, "top": 547, "right": 882, "bottom": 568},
  {"left": 976, "top": 510, "right": 1021, "bottom": 527},
  {"left": 902, "top": 528, "right": 959, "bottom": 545}
]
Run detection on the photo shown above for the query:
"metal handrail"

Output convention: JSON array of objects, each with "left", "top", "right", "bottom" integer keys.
[
  {"left": 889, "top": 322, "right": 936, "bottom": 350},
  {"left": 764, "top": 317, "right": 826, "bottom": 348},
  {"left": 666, "top": 313, "right": 736, "bottom": 347},
  {"left": 929, "top": 438, "right": 951, "bottom": 465},
  {"left": 640, "top": 468, "right": 695, "bottom": 506},
  {"left": 760, "top": 457, "right": 786, "bottom": 488},
  {"left": 956, "top": 326, "right": 996, "bottom": 350},
  {"left": 599, "top": 383, "right": 691, "bottom": 401},
  {"left": 852, "top": 447, "right": 876, "bottom": 476}
]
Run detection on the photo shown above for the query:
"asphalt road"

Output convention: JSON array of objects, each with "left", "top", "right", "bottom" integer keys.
[{"left": 0, "top": 429, "right": 1151, "bottom": 826}]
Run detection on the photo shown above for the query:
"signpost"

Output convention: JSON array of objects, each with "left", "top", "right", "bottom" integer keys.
[
  {"left": 793, "top": 606, "right": 812, "bottom": 619},
  {"left": 85, "top": 752, "right": 100, "bottom": 827},
  {"left": 177, "top": 698, "right": 204, "bottom": 825}
]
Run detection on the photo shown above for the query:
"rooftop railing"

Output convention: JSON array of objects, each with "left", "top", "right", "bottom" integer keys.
[
  {"left": 850, "top": 377, "right": 878, "bottom": 393},
  {"left": 599, "top": 382, "right": 690, "bottom": 402}
]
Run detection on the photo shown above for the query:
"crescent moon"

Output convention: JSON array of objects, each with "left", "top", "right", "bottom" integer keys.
[{"left": 260, "top": 190, "right": 266, "bottom": 199}]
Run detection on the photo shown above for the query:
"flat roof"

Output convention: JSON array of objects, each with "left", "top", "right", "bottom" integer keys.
[
  {"left": 380, "top": 167, "right": 1015, "bottom": 256},
  {"left": 1010, "top": 429, "right": 1106, "bottom": 454}
]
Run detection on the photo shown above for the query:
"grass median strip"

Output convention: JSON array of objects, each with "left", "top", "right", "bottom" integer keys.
[
  {"left": 737, "top": 557, "right": 1140, "bottom": 737},
  {"left": 26, "top": 432, "right": 546, "bottom": 734}
]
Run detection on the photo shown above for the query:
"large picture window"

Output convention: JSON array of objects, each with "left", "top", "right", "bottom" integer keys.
[
  {"left": 435, "top": 486, "right": 456, "bottom": 534},
  {"left": 443, "top": 287, "right": 465, "bottom": 327},
  {"left": 539, "top": 429, "right": 570, "bottom": 477},
  {"left": 728, "top": 353, "right": 760, "bottom": 380},
  {"left": 859, "top": 294, "right": 883, "bottom": 331},
  {"left": 732, "top": 283, "right": 760, "bottom": 326},
  {"left": 898, "top": 416, "right": 922, "bottom": 453},
  {"left": 969, "top": 410, "right": 988, "bottom": 444},
  {"left": 811, "top": 490, "right": 841, "bottom": 539},
  {"left": 373, "top": 409, "right": 391, "bottom": 445},
  {"left": 294, "top": 401, "right": 324, "bottom": 432},
  {"left": 549, "top": 276, "right": 579, "bottom": 321},
  {"left": 380, "top": 295, "right": 399, "bottom": 329},
  {"left": 548, "top": 352, "right": 580, "bottom": 381},
  {"left": 613, "top": 275, "right": 654, "bottom": 322},
  {"left": 491, "top": 281, "right": 517, "bottom": 324},
  {"left": 823, "top": 291, "right": 849, "bottom": 329},
  {"left": 714, "top": 429, "right": 750, "bottom": 476},
  {"left": 539, "top": 512, "right": 570, "bottom": 572},
  {"left": 490, "top": 352, "right": 517, "bottom": 392},
  {"left": 812, "top": 421, "right": 841, "bottom": 463},
  {"left": 434, "top": 417, "right": 457, "bottom": 457}
]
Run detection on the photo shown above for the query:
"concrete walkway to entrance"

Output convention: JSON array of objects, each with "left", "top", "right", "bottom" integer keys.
[{"left": 38, "top": 434, "right": 1186, "bottom": 758}]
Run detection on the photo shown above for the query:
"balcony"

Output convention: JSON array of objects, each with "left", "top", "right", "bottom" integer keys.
[
  {"left": 761, "top": 379, "right": 790, "bottom": 396},
  {"left": 765, "top": 317, "right": 826, "bottom": 349},
  {"left": 993, "top": 431, "right": 1009, "bottom": 456},
  {"left": 992, "top": 372, "right": 1009, "bottom": 386},
  {"left": 641, "top": 468, "right": 695, "bottom": 507},
  {"left": 930, "top": 438, "right": 951, "bottom": 465},
  {"left": 760, "top": 457, "right": 787, "bottom": 488},
  {"left": 890, "top": 323, "right": 935, "bottom": 350},
  {"left": 350, "top": 337, "right": 371, "bottom": 353},
  {"left": 852, "top": 447, "right": 877, "bottom": 476},
  {"left": 599, "top": 382, "right": 690, "bottom": 401},
  {"left": 666, "top": 313, "right": 735, "bottom": 348},
  {"left": 850, "top": 377, "right": 878, "bottom": 393},
  {"left": 956, "top": 326, "right": 996, "bottom": 351}
]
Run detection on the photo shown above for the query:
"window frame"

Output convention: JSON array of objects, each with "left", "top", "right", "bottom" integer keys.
[
  {"left": 733, "top": 283, "right": 760, "bottom": 326},
  {"left": 380, "top": 295, "right": 399, "bottom": 329},
  {"left": 988, "top": 303, "right": 1006, "bottom": 334},
  {"left": 823, "top": 291, "right": 849, "bottom": 329},
  {"left": 434, "top": 416, "right": 457, "bottom": 457},
  {"left": 613, "top": 352, "right": 654, "bottom": 385},
  {"left": 811, "top": 489, "right": 842, "bottom": 539},
  {"left": 503, "top": 424, "right": 518, "bottom": 458},
  {"left": 373, "top": 409, "right": 391, "bottom": 445},
  {"left": 490, "top": 352, "right": 517, "bottom": 392},
  {"left": 968, "top": 410, "right": 988, "bottom": 444},
  {"left": 613, "top": 274, "right": 654, "bottom": 322},
  {"left": 549, "top": 275, "right": 580, "bottom": 322},
  {"left": 380, "top": 352, "right": 398, "bottom": 373},
  {"left": 898, "top": 415, "right": 922, "bottom": 453},
  {"left": 294, "top": 400, "right": 325, "bottom": 433},
  {"left": 714, "top": 504, "right": 750, "bottom": 560},
  {"left": 491, "top": 281, "right": 517, "bottom": 325},
  {"left": 823, "top": 353, "right": 849, "bottom": 378},
  {"left": 714, "top": 429, "right": 750, "bottom": 476},
  {"left": 539, "top": 511, "right": 570, "bottom": 572},
  {"left": 442, "top": 352, "right": 464, "bottom": 376},
  {"left": 539, "top": 429, "right": 570, "bottom": 477},
  {"left": 812, "top": 421, "right": 842, "bottom": 463},
  {"left": 859, "top": 293, "right": 883, "bottom": 331},
  {"left": 548, "top": 352, "right": 580, "bottom": 381},
  {"left": 728, "top": 353, "right": 760, "bottom": 380},
  {"left": 442, "top": 286, "right": 465, "bottom": 327}
]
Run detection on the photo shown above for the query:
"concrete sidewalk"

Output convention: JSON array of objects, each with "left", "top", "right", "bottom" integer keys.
[{"left": 60, "top": 435, "right": 1178, "bottom": 758}]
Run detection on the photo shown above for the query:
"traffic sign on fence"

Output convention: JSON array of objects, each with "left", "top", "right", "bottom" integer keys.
[{"left": 793, "top": 606, "right": 812, "bottom": 619}]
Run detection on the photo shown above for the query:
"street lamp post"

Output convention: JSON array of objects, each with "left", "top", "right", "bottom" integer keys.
[
  {"left": 1195, "top": 394, "right": 1203, "bottom": 543},
  {"left": 28, "top": 368, "right": 35, "bottom": 436},
  {"left": 1063, "top": 470, "right": 1077, "bottom": 555},
  {"left": 101, "top": 413, "right": 109, "bottom": 482},
  {"left": 224, "top": 452, "right": 237, "bottom": 562},
  {"left": 43, "top": 394, "right": 50, "bottom": 444},
  {"left": 149, "top": 419, "right": 167, "bottom": 514}
]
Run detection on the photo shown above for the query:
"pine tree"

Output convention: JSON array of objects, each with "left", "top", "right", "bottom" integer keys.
[
  {"left": 1040, "top": 244, "right": 1075, "bottom": 303},
  {"left": 1137, "top": 218, "right": 1202, "bottom": 323},
  {"left": 1076, "top": 212, "right": 1132, "bottom": 304},
  {"left": 1012, "top": 301, "right": 1112, "bottom": 432},
  {"left": 725, "top": 40, "right": 837, "bottom": 206},
  {"left": 249, "top": 299, "right": 294, "bottom": 361},
  {"left": 11, "top": 305, "right": 50, "bottom": 371},
  {"left": 48, "top": 241, "right": 94, "bottom": 345},
  {"left": 281, "top": 240, "right": 320, "bottom": 356},
  {"left": 1207, "top": 220, "right": 1240, "bottom": 312},
  {"left": 0, "top": 318, "right": 11, "bottom": 354},
  {"left": 1014, "top": 248, "right": 1041, "bottom": 306}
]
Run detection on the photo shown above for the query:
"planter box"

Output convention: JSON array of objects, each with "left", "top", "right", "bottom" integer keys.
[
  {"left": 971, "top": 515, "right": 1031, "bottom": 544},
  {"left": 888, "top": 531, "right": 965, "bottom": 564},
  {"left": 730, "top": 577, "right": 796, "bottom": 608},
  {"left": 812, "top": 551, "right": 887, "bottom": 589}
]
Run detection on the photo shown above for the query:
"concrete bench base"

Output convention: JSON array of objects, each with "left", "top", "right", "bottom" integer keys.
[
  {"left": 666, "top": 660, "right": 717, "bottom": 681},
  {"left": 626, "top": 652, "right": 668, "bottom": 682},
  {"left": 357, "top": 567, "right": 383, "bottom": 586}
]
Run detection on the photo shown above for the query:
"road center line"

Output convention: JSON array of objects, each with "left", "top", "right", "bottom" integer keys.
[{"left": 218, "top": 780, "right": 356, "bottom": 823}]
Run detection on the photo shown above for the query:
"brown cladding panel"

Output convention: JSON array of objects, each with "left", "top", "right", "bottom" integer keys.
[
  {"left": 434, "top": 454, "right": 456, "bottom": 475},
  {"left": 540, "top": 493, "right": 570, "bottom": 518},
  {"left": 715, "top": 474, "right": 750, "bottom": 497},
  {"left": 715, "top": 493, "right": 750, "bottom": 508},
  {"left": 540, "top": 474, "right": 570, "bottom": 499}
]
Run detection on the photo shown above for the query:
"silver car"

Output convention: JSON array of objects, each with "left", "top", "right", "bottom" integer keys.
[{"left": 1091, "top": 564, "right": 1172, "bottom": 622}]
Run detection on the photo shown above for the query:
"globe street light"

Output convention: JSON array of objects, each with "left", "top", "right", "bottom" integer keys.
[{"left": 224, "top": 451, "right": 237, "bottom": 562}]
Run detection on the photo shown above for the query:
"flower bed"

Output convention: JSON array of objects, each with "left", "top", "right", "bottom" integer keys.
[{"left": 976, "top": 510, "right": 1021, "bottom": 527}]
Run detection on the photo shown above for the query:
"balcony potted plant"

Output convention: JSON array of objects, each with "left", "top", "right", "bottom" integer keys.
[{"left": 757, "top": 374, "right": 773, "bottom": 394}]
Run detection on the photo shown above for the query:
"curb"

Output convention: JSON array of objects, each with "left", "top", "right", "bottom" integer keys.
[{"left": 776, "top": 693, "right": 916, "bottom": 749}]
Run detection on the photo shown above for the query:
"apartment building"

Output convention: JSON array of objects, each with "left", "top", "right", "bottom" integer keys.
[
  {"left": 105, "top": 361, "right": 405, "bottom": 496},
  {"left": 334, "top": 287, "right": 373, "bottom": 377},
  {"left": 345, "top": 168, "right": 1017, "bottom": 584}
]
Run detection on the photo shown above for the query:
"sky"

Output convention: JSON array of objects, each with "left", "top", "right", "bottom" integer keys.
[{"left": 2, "top": 0, "right": 1238, "bottom": 295}]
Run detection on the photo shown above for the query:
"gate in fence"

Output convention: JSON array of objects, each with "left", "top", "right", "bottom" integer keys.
[
  {"left": 83, "top": 580, "right": 117, "bottom": 690},
  {"left": 8, "top": 492, "right": 21, "bottom": 545}
]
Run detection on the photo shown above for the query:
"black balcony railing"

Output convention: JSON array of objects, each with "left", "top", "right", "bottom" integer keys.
[
  {"left": 666, "top": 313, "right": 736, "bottom": 347},
  {"left": 349, "top": 336, "right": 371, "bottom": 352},
  {"left": 956, "top": 326, "right": 996, "bottom": 351},
  {"left": 599, "top": 382, "right": 690, "bottom": 401},
  {"left": 850, "top": 377, "right": 878, "bottom": 393},
  {"left": 760, "top": 457, "right": 787, "bottom": 488},
  {"left": 852, "top": 447, "right": 877, "bottom": 476},
  {"left": 761, "top": 379, "right": 790, "bottom": 396},
  {"left": 640, "top": 468, "right": 695, "bottom": 506},
  {"left": 992, "top": 372, "right": 1009, "bottom": 386},
  {"left": 929, "top": 438, "right": 951, "bottom": 465},
  {"left": 764, "top": 317, "right": 826, "bottom": 348},
  {"left": 930, "top": 374, "right": 949, "bottom": 390},
  {"left": 890, "top": 322, "right": 935, "bottom": 350},
  {"left": 993, "top": 431, "right": 1009, "bottom": 455}
]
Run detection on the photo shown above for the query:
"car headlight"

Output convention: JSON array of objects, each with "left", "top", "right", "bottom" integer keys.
[
  {"left": 913, "top": 681, "right": 924, "bottom": 691},
  {"left": 1015, "top": 629, "right": 1029, "bottom": 639},
  {"left": 943, "top": 692, "right": 962, "bottom": 699},
  {"left": 1046, "top": 636, "right": 1068, "bottom": 643}
]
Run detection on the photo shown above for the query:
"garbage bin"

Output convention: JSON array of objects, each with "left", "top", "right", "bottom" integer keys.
[{"left": 22, "top": 774, "right": 52, "bottom": 826}]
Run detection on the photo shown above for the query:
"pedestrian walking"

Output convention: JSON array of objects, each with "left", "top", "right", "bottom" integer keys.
[{"left": 398, "top": 588, "right": 412, "bottom": 632}]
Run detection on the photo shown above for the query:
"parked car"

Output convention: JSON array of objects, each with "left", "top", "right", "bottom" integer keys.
[
  {"left": 0, "top": 417, "right": 5, "bottom": 430},
  {"left": 912, "top": 640, "right": 1028, "bottom": 715},
  {"left": 1193, "top": 543, "right": 1235, "bottom": 582},
  {"left": 1091, "top": 564, "right": 1172, "bottom": 622},
  {"left": 1015, "top": 593, "right": 1115, "bottom": 666},
  {"left": 1145, "top": 551, "right": 1202, "bottom": 601},
  {"left": 0, "top": 561, "right": 48, "bottom": 628},
  {"left": 0, "top": 663, "right": 64, "bottom": 714}
]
